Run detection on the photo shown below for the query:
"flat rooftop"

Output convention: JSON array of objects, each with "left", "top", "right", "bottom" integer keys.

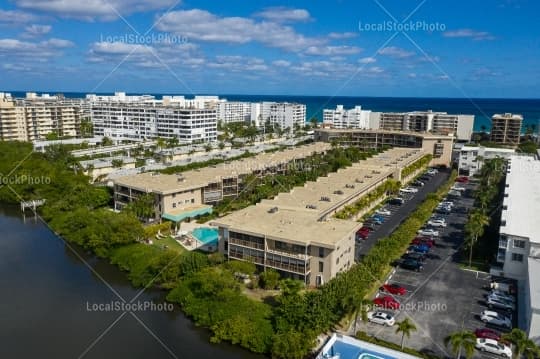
[
  {"left": 113, "top": 142, "right": 331, "bottom": 194},
  {"left": 315, "top": 128, "right": 455, "bottom": 140},
  {"left": 501, "top": 155, "right": 540, "bottom": 243},
  {"left": 212, "top": 148, "right": 424, "bottom": 246}
]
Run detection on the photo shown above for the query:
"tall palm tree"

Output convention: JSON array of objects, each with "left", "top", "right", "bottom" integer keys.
[
  {"left": 395, "top": 318, "right": 417, "bottom": 349},
  {"left": 444, "top": 330, "right": 476, "bottom": 359},
  {"left": 464, "top": 210, "right": 490, "bottom": 268},
  {"left": 502, "top": 328, "right": 540, "bottom": 359}
]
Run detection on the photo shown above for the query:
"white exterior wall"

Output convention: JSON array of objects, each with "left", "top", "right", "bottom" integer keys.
[
  {"left": 218, "top": 101, "right": 251, "bottom": 124},
  {"left": 458, "top": 146, "right": 515, "bottom": 176},
  {"left": 261, "top": 102, "right": 306, "bottom": 132},
  {"left": 323, "top": 105, "right": 372, "bottom": 129}
]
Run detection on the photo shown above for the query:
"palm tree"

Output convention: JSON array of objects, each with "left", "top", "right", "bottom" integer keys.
[
  {"left": 502, "top": 328, "right": 540, "bottom": 359},
  {"left": 464, "top": 210, "right": 490, "bottom": 268},
  {"left": 395, "top": 318, "right": 417, "bottom": 349},
  {"left": 444, "top": 330, "right": 476, "bottom": 359}
]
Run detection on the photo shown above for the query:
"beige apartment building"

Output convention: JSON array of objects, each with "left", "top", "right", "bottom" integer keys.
[
  {"left": 314, "top": 128, "right": 454, "bottom": 167},
  {"left": 0, "top": 93, "right": 81, "bottom": 141},
  {"left": 490, "top": 113, "right": 523, "bottom": 146},
  {"left": 113, "top": 142, "right": 331, "bottom": 222},
  {"left": 212, "top": 147, "right": 427, "bottom": 286}
]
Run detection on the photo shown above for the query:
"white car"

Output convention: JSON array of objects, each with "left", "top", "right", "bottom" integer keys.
[
  {"left": 376, "top": 208, "right": 391, "bottom": 216},
  {"left": 417, "top": 228, "right": 439, "bottom": 237},
  {"left": 400, "top": 187, "right": 418, "bottom": 193},
  {"left": 367, "top": 311, "right": 395, "bottom": 326},
  {"left": 480, "top": 310, "right": 512, "bottom": 329},
  {"left": 426, "top": 168, "right": 438, "bottom": 175},
  {"left": 427, "top": 219, "right": 447, "bottom": 227},
  {"left": 440, "top": 201, "right": 454, "bottom": 207},
  {"left": 475, "top": 338, "right": 512, "bottom": 358},
  {"left": 451, "top": 185, "right": 466, "bottom": 192}
]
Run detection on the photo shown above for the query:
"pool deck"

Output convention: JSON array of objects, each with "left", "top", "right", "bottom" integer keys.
[
  {"left": 172, "top": 222, "right": 218, "bottom": 252},
  {"left": 317, "top": 334, "right": 422, "bottom": 359}
]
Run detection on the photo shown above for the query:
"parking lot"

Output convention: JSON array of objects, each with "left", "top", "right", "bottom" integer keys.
[{"left": 357, "top": 179, "right": 518, "bottom": 359}]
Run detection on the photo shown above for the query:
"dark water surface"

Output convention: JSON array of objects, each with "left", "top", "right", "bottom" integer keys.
[{"left": 0, "top": 205, "right": 262, "bottom": 359}]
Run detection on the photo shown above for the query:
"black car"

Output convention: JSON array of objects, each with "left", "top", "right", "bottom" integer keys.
[
  {"left": 402, "top": 252, "right": 426, "bottom": 262},
  {"left": 388, "top": 198, "right": 404, "bottom": 206},
  {"left": 411, "top": 180, "right": 425, "bottom": 187},
  {"left": 400, "top": 259, "right": 424, "bottom": 272}
]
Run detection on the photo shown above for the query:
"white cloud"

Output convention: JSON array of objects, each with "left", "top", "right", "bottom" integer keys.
[
  {"left": 156, "top": 9, "right": 323, "bottom": 52},
  {"left": 378, "top": 46, "right": 415, "bottom": 58},
  {"left": 208, "top": 56, "right": 269, "bottom": 72},
  {"left": 0, "top": 9, "right": 38, "bottom": 25},
  {"left": 358, "top": 57, "right": 376, "bottom": 64},
  {"left": 22, "top": 24, "right": 52, "bottom": 38},
  {"left": 14, "top": 0, "right": 178, "bottom": 21},
  {"left": 304, "top": 45, "right": 362, "bottom": 56},
  {"left": 254, "top": 7, "right": 311, "bottom": 23},
  {"left": 327, "top": 32, "right": 357, "bottom": 39},
  {"left": 443, "top": 29, "right": 495, "bottom": 41},
  {"left": 0, "top": 37, "right": 73, "bottom": 58},
  {"left": 272, "top": 60, "right": 291, "bottom": 67}
]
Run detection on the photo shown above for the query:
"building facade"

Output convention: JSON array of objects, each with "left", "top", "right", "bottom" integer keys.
[
  {"left": 457, "top": 145, "right": 515, "bottom": 176},
  {"left": 218, "top": 101, "right": 252, "bottom": 124},
  {"left": 261, "top": 102, "right": 306, "bottom": 132},
  {"left": 323, "top": 105, "right": 374, "bottom": 129},
  {"left": 490, "top": 113, "right": 523, "bottom": 146},
  {"left": 493, "top": 155, "right": 540, "bottom": 343}
]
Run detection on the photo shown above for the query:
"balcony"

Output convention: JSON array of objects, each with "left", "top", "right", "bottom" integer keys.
[
  {"left": 267, "top": 247, "right": 310, "bottom": 260},
  {"left": 229, "top": 237, "right": 265, "bottom": 250},
  {"left": 265, "top": 259, "right": 309, "bottom": 274},
  {"left": 229, "top": 251, "right": 264, "bottom": 265},
  {"left": 499, "top": 239, "right": 508, "bottom": 249}
]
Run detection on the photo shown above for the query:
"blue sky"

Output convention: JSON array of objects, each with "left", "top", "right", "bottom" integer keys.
[{"left": 0, "top": 0, "right": 538, "bottom": 97}]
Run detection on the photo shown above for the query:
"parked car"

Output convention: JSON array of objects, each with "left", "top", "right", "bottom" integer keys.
[
  {"left": 371, "top": 214, "right": 385, "bottom": 222},
  {"left": 411, "top": 238, "right": 434, "bottom": 248},
  {"left": 426, "top": 168, "right": 438, "bottom": 175},
  {"left": 486, "top": 296, "right": 515, "bottom": 311},
  {"left": 456, "top": 176, "right": 469, "bottom": 183},
  {"left": 427, "top": 219, "right": 447, "bottom": 227},
  {"left": 401, "top": 259, "right": 424, "bottom": 272},
  {"left": 411, "top": 180, "right": 424, "bottom": 187},
  {"left": 376, "top": 208, "right": 391, "bottom": 216},
  {"left": 417, "top": 228, "right": 440, "bottom": 237},
  {"left": 475, "top": 328, "right": 502, "bottom": 342},
  {"left": 367, "top": 217, "right": 383, "bottom": 225},
  {"left": 451, "top": 185, "right": 466, "bottom": 192},
  {"left": 489, "top": 290, "right": 516, "bottom": 303},
  {"left": 480, "top": 310, "right": 512, "bottom": 329},
  {"left": 448, "top": 190, "right": 462, "bottom": 197},
  {"left": 373, "top": 296, "right": 400, "bottom": 310},
  {"left": 379, "top": 283, "right": 407, "bottom": 296},
  {"left": 400, "top": 187, "right": 418, "bottom": 193},
  {"left": 475, "top": 338, "right": 512, "bottom": 358},
  {"left": 367, "top": 311, "right": 396, "bottom": 326},
  {"left": 488, "top": 281, "right": 517, "bottom": 295},
  {"left": 436, "top": 207, "right": 451, "bottom": 215},
  {"left": 440, "top": 201, "right": 454, "bottom": 207},
  {"left": 402, "top": 252, "right": 426, "bottom": 262},
  {"left": 408, "top": 244, "right": 430, "bottom": 254},
  {"left": 419, "top": 175, "right": 431, "bottom": 181},
  {"left": 388, "top": 197, "right": 404, "bottom": 206},
  {"left": 357, "top": 231, "right": 369, "bottom": 240}
]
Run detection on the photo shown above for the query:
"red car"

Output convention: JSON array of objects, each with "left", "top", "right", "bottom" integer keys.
[
  {"left": 474, "top": 328, "right": 501, "bottom": 342},
  {"left": 358, "top": 231, "right": 369, "bottom": 240},
  {"left": 379, "top": 284, "right": 407, "bottom": 296},
  {"left": 373, "top": 296, "right": 401, "bottom": 310},
  {"left": 456, "top": 176, "right": 469, "bottom": 183},
  {"left": 360, "top": 226, "right": 374, "bottom": 232},
  {"left": 411, "top": 238, "right": 434, "bottom": 247}
]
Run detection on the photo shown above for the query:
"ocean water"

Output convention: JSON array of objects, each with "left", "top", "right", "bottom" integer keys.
[{"left": 8, "top": 91, "right": 540, "bottom": 132}]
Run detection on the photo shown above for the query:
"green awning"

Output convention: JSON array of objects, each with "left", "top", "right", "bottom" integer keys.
[{"left": 162, "top": 206, "right": 213, "bottom": 222}]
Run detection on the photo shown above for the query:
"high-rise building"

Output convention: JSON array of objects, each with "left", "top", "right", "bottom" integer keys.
[
  {"left": 218, "top": 101, "right": 252, "bottom": 124},
  {"left": 261, "top": 102, "right": 306, "bottom": 132},
  {"left": 490, "top": 113, "right": 523, "bottom": 146},
  {"left": 323, "top": 105, "right": 375, "bottom": 129}
]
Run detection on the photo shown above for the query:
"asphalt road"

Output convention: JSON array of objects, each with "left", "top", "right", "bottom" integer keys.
[{"left": 355, "top": 168, "right": 450, "bottom": 261}]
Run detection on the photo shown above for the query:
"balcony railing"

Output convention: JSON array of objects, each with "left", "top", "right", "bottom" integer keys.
[
  {"left": 266, "top": 247, "right": 310, "bottom": 260},
  {"left": 229, "top": 237, "right": 265, "bottom": 250},
  {"left": 499, "top": 239, "right": 508, "bottom": 249},
  {"left": 229, "top": 251, "right": 264, "bottom": 265},
  {"left": 265, "top": 259, "right": 309, "bottom": 274}
]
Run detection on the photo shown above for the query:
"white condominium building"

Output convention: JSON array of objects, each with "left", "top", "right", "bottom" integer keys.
[
  {"left": 323, "top": 105, "right": 375, "bottom": 129},
  {"left": 494, "top": 155, "right": 540, "bottom": 343},
  {"left": 457, "top": 145, "right": 515, "bottom": 176},
  {"left": 261, "top": 102, "right": 306, "bottom": 132},
  {"left": 379, "top": 110, "right": 474, "bottom": 141},
  {"left": 0, "top": 92, "right": 81, "bottom": 141},
  {"left": 218, "top": 101, "right": 252, "bottom": 124},
  {"left": 89, "top": 93, "right": 217, "bottom": 143}
]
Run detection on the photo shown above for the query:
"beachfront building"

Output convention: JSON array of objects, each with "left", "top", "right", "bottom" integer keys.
[
  {"left": 113, "top": 142, "right": 331, "bottom": 222},
  {"left": 378, "top": 110, "right": 474, "bottom": 141},
  {"left": 0, "top": 92, "right": 82, "bottom": 141},
  {"left": 490, "top": 113, "right": 523, "bottom": 146},
  {"left": 89, "top": 92, "right": 217, "bottom": 144},
  {"left": 323, "top": 105, "right": 375, "bottom": 129},
  {"left": 457, "top": 145, "right": 515, "bottom": 176},
  {"left": 492, "top": 155, "right": 540, "bottom": 343},
  {"left": 261, "top": 102, "right": 306, "bottom": 132},
  {"left": 212, "top": 147, "right": 427, "bottom": 286},
  {"left": 314, "top": 128, "right": 454, "bottom": 167},
  {"left": 218, "top": 101, "right": 252, "bottom": 124}
]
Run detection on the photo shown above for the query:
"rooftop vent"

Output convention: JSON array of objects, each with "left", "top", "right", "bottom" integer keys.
[
  {"left": 355, "top": 179, "right": 364, "bottom": 183},
  {"left": 345, "top": 184, "right": 355, "bottom": 188},
  {"left": 320, "top": 196, "right": 331, "bottom": 202},
  {"left": 268, "top": 206, "right": 279, "bottom": 213},
  {"left": 333, "top": 190, "right": 344, "bottom": 195},
  {"left": 306, "top": 204, "right": 317, "bottom": 209}
]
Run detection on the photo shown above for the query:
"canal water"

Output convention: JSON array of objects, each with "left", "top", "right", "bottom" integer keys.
[{"left": 0, "top": 205, "right": 262, "bottom": 359}]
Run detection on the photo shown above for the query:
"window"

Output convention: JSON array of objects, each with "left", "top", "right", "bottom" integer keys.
[
  {"left": 514, "top": 240, "right": 526, "bottom": 248},
  {"left": 319, "top": 247, "right": 324, "bottom": 258},
  {"left": 336, "top": 257, "right": 340, "bottom": 265},
  {"left": 318, "top": 262, "right": 324, "bottom": 272},
  {"left": 172, "top": 203, "right": 176, "bottom": 208},
  {"left": 191, "top": 198, "right": 195, "bottom": 203},
  {"left": 511, "top": 253, "right": 524, "bottom": 262}
]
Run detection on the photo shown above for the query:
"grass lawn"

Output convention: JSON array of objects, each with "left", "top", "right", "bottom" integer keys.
[{"left": 151, "top": 236, "right": 186, "bottom": 254}]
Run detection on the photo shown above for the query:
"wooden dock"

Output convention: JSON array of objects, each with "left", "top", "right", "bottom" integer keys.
[{"left": 20, "top": 199, "right": 46, "bottom": 212}]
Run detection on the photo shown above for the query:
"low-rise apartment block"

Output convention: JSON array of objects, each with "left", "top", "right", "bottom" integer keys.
[
  {"left": 323, "top": 105, "right": 376, "bottom": 129},
  {"left": 113, "top": 142, "right": 331, "bottom": 222},
  {"left": 212, "top": 147, "right": 426, "bottom": 286},
  {"left": 490, "top": 113, "right": 523, "bottom": 146},
  {"left": 314, "top": 128, "right": 454, "bottom": 167},
  {"left": 457, "top": 145, "right": 515, "bottom": 176},
  {"left": 493, "top": 155, "right": 540, "bottom": 343}
]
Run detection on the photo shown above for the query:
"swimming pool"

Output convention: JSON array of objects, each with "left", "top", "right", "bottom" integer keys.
[{"left": 192, "top": 227, "right": 219, "bottom": 245}]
